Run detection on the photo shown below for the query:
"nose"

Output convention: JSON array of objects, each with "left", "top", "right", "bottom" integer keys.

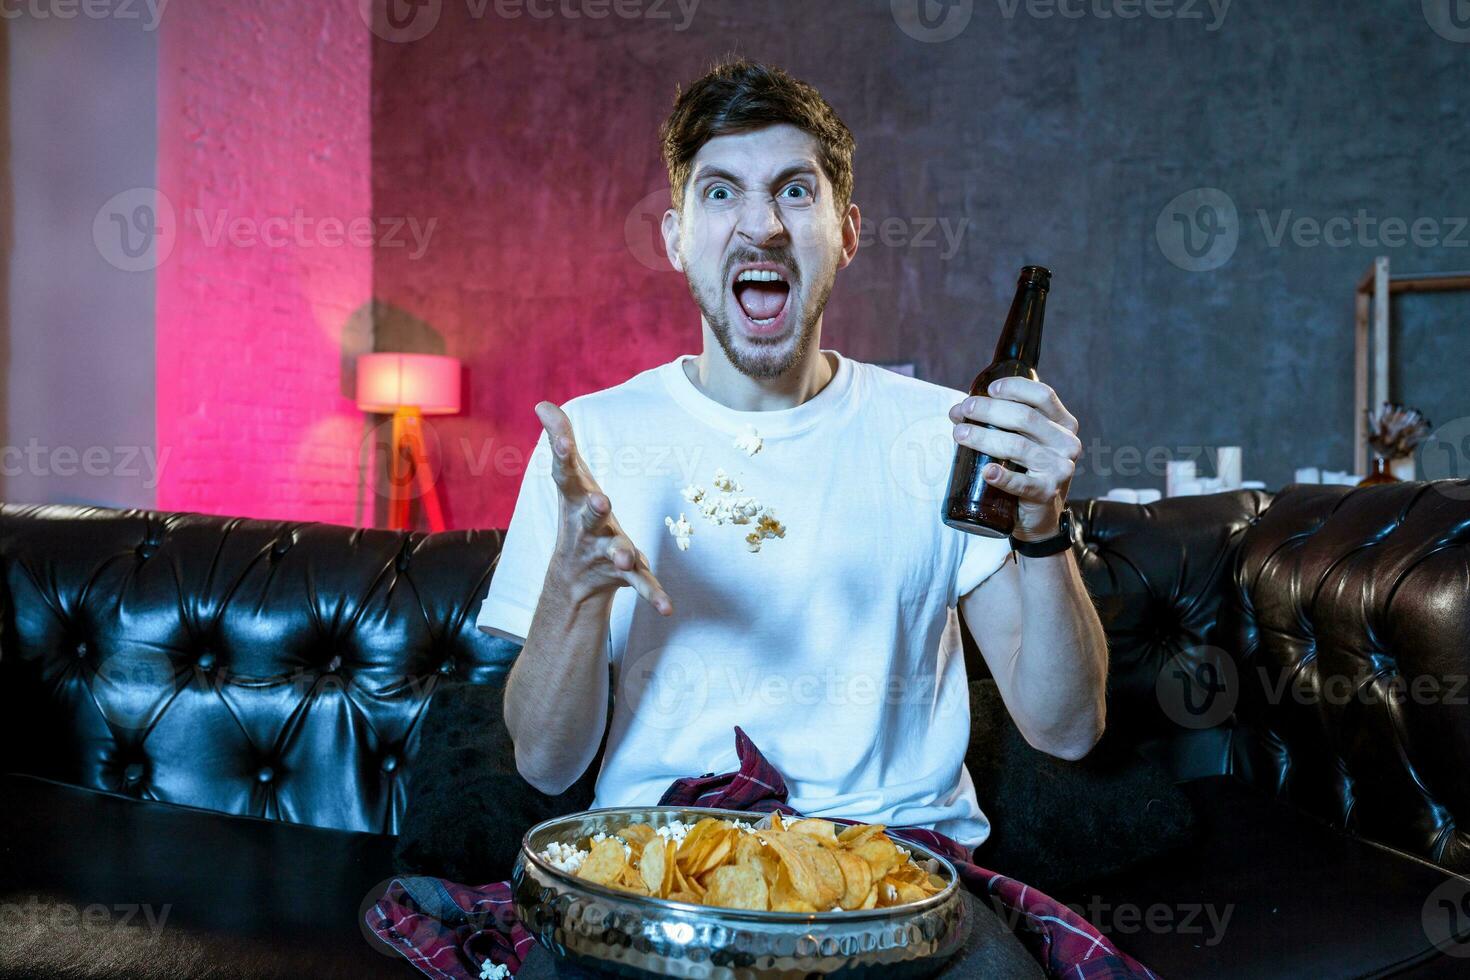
[{"left": 735, "top": 193, "right": 788, "bottom": 248}]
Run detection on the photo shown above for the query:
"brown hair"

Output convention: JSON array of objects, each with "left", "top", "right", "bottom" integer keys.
[{"left": 659, "top": 59, "right": 856, "bottom": 213}]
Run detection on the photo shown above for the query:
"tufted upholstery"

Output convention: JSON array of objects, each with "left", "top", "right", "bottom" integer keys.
[
  {"left": 1225, "top": 481, "right": 1470, "bottom": 872},
  {"left": 0, "top": 504, "right": 519, "bottom": 835}
]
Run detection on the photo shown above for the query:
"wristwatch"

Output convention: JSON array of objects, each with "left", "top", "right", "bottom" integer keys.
[{"left": 1009, "top": 509, "right": 1074, "bottom": 558}]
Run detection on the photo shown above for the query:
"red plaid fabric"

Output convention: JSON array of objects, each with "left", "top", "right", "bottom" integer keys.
[{"left": 366, "top": 726, "right": 1160, "bottom": 979}]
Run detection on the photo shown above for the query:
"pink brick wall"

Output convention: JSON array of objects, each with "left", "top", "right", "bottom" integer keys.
[
  {"left": 156, "top": 1, "right": 372, "bottom": 524},
  {"left": 371, "top": 8, "right": 703, "bottom": 529}
]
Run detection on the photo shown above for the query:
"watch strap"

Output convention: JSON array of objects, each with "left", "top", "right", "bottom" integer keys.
[{"left": 1009, "top": 511, "right": 1073, "bottom": 558}]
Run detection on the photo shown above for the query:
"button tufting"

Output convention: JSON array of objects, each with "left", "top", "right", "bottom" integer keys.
[
  {"left": 381, "top": 754, "right": 399, "bottom": 775},
  {"left": 256, "top": 766, "right": 275, "bottom": 783},
  {"left": 123, "top": 763, "right": 144, "bottom": 784},
  {"left": 270, "top": 537, "right": 293, "bottom": 561},
  {"left": 136, "top": 541, "right": 158, "bottom": 560},
  {"left": 326, "top": 654, "right": 342, "bottom": 673},
  {"left": 438, "top": 659, "right": 455, "bottom": 676},
  {"left": 197, "top": 651, "right": 216, "bottom": 671},
  {"left": 76, "top": 641, "right": 89, "bottom": 658},
  {"left": 396, "top": 549, "right": 413, "bottom": 572}
]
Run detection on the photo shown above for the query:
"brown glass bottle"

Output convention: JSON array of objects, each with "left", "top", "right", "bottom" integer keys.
[{"left": 942, "top": 265, "right": 1051, "bottom": 537}]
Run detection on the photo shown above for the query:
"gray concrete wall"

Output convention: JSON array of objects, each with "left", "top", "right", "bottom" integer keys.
[{"left": 3, "top": 13, "right": 158, "bottom": 508}]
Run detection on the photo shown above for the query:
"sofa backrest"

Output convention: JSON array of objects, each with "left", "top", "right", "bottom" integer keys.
[
  {"left": 1061, "top": 488, "right": 1273, "bottom": 777},
  {"left": 1224, "top": 480, "right": 1470, "bottom": 873},
  {"left": 0, "top": 504, "right": 518, "bottom": 835}
]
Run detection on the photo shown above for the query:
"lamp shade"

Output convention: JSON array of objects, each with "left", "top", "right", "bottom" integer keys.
[{"left": 355, "top": 353, "right": 462, "bottom": 415}]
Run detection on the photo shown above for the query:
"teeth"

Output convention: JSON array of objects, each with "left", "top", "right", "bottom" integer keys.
[{"left": 736, "top": 269, "right": 786, "bottom": 283}]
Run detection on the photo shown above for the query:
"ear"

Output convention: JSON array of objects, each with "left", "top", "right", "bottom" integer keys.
[
  {"left": 836, "top": 201, "right": 861, "bottom": 270},
  {"left": 661, "top": 206, "right": 684, "bottom": 273}
]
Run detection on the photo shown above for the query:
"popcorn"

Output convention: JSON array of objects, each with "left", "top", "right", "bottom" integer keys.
[
  {"left": 669, "top": 465, "right": 783, "bottom": 553},
  {"left": 712, "top": 468, "right": 741, "bottom": 493},
  {"left": 733, "top": 425, "right": 763, "bottom": 457},
  {"left": 540, "top": 840, "right": 586, "bottom": 874},
  {"left": 664, "top": 513, "right": 694, "bottom": 551},
  {"left": 480, "top": 960, "right": 511, "bottom": 980}
]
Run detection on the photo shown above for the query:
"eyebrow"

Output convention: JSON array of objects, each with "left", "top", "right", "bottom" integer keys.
[{"left": 691, "top": 162, "right": 821, "bottom": 189}]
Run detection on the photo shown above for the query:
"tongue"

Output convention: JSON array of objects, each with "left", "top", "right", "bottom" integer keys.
[{"left": 736, "top": 283, "right": 788, "bottom": 320}]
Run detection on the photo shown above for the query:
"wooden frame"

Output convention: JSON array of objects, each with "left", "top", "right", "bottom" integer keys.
[{"left": 1353, "top": 259, "right": 1470, "bottom": 473}]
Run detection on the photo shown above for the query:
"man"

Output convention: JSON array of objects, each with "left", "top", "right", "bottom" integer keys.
[{"left": 477, "top": 60, "right": 1106, "bottom": 850}]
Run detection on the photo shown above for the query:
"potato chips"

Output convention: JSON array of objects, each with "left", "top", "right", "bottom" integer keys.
[{"left": 563, "top": 815, "right": 947, "bottom": 913}]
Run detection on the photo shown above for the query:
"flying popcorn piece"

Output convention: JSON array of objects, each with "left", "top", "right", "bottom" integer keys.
[
  {"left": 681, "top": 484, "right": 705, "bottom": 504},
  {"left": 664, "top": 513, "right": 694, "bottom": 551},
  {"left": 733, "top": 425, "right": 763, "bottom": 457},
  {"left": 745, "top": 530, "right": 764, "bottom": 553},
  {"left": 712, "top": 468, "right": 741, "bottom": 493}
]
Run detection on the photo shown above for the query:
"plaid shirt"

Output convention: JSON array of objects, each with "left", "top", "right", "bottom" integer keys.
[{"left": 365, "top": 726, "right": 1160, "bottom": 980}]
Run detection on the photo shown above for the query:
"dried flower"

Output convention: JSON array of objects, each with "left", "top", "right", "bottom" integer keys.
[{"left": 1365, "top": 402, "right": 1431, "bottom": 459}]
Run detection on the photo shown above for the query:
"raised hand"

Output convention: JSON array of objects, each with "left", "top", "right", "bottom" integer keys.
[{"left": 536, "top": 401, "right": 674, "bottom": 616}]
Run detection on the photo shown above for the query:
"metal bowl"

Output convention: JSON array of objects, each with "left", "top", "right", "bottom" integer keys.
[{"left": 512, "top": 806, "right": 971, "bottom": 979}]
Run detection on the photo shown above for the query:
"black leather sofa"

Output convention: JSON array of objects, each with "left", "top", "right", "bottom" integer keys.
[{"left": 3, "top": 481, "right": 1469, "bottom": 978}]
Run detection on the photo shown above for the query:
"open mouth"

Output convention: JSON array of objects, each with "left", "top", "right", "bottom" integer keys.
[{"left": 730, "top": 265, "right": 793, "bottom": 336}]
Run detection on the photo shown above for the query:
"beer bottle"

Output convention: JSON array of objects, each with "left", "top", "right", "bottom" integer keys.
[{"left": 942, "top": 265, "right": 1051, "bottom": 537}]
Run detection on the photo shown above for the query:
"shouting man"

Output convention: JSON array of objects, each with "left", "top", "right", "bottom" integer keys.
[{"left": 477, "top": 60, "right": 1106, "bottom": 849}]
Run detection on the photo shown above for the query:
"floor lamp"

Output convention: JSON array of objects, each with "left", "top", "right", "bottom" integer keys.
[{"left": 356, "top": 353, "right": 462, "bottom": 532}]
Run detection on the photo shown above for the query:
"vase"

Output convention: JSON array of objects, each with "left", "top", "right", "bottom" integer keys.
[{"left": 1357, "top": 456, "right": 1400, "bottom": 486}]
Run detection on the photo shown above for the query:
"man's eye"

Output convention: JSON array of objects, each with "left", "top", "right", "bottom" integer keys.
[
  {"left": 781, "top": 185, "right": 811, "bottom": 200},
  {"left": 706, "top": 186, "right": 733, "bottom": 201}
]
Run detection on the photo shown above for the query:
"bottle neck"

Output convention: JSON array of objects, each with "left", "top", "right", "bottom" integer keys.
[{"left": 993, "top": 283, "right": 1048, "bottom": 368}]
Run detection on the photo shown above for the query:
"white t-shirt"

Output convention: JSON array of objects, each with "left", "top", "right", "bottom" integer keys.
[{"left": 476, "top": 348, "right": 1011, "bottom": 847}]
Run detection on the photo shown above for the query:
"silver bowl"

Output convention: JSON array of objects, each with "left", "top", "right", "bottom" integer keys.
[{"left": 512, "top": 806, "right": 971, "bottom": 979}]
